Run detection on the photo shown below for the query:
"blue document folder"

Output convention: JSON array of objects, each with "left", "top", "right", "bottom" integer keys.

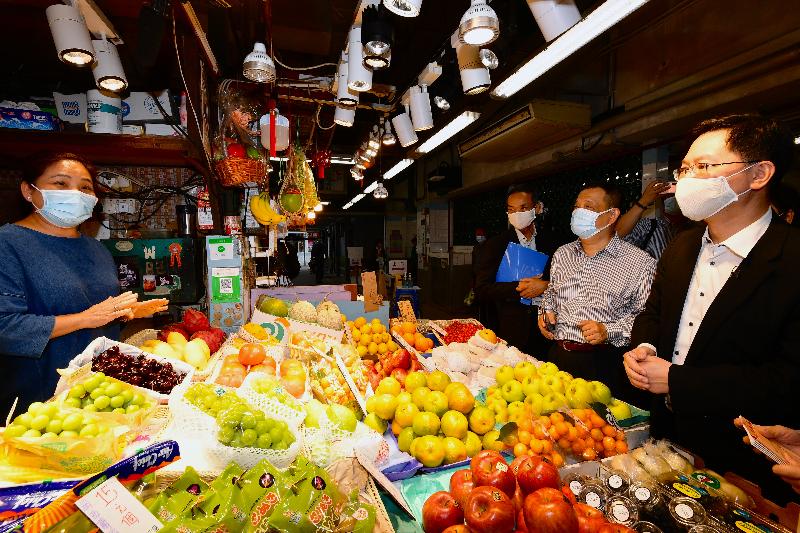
[{"left": 495, "top": 242, "right": 549, "bottom": 305}]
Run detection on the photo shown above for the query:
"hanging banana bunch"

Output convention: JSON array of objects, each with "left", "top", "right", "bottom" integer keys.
[{"left": 249, "top": 191, "right": 285, "bottom": 226}]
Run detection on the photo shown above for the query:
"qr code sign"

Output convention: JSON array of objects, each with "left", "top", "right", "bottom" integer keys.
[{"left": 220, "top": 277, "right": 233, "bottom": 294}]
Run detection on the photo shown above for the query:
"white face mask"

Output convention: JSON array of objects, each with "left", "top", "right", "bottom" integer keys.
[
  {"left": 675, "top": 163, "right": 757, "bottom": 221},
  {"left": 571, "top": 207, "right": 613, "bottom": 239},
  {"left": 508, "top": 208, "right": 535, "bottom": 230}
]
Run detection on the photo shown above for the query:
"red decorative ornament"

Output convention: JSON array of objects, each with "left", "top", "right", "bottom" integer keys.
[
  {"left": 268, "top": 99, "right": 277, "bottom": 158},
  {"left": 313, "top": 149, "right": 331, "bottom": 179}
]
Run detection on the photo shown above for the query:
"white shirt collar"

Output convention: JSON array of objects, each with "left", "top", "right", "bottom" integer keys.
[
  {"left": 514, "top": 226, "right": 536, "bottom": 247},
  {"left": 702, "top": 209, "right": 772, "bottom": 258}
]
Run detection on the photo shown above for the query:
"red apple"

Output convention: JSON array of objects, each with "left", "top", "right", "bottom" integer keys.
[
  {"left": 423, "top": 491, "right": 464, "bottom": 533},
  {"left": 598, "top": 525, "right": 636, "bottom": 533},
  {"left": 517, "top": 509, "right": 527, "bottom": 532},
  {"left": 523, "top": 488, "right": 579, "bottom": 533},
  {"left": 510, "top": 455, "right": 531, "bottom": 477},
  {"left": 517, "top": 457, "right": 561, "bottom": 495},
  {"left": 443, "top": 526, "right": 473, "bottom": 533},
  {"left": 464, "top": 486, "right": 516, "bottom": 533},
  {"left": 561, "top": 486, "right": 577, "bottom": 505},
  {"left": 450, "top": 469, "right": 476, "bottom": 508},
  {"left": 471, "top": 450, "right": 516, "bottom": 499},
  {"left": 573, "top": 503, "right": 607, "bottom": 533},
  {"left": 391, "top": 367, "right": 408, "bottom": 385}
]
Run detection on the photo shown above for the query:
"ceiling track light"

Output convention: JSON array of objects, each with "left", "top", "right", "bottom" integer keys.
[
  {"left": 453, "top": 39, "right": 491, "bottom": 95},
  {"left": 347, "top": 26, "right": 373, "bottom": 92},
  {"left": 459, "top": 0, "right": 500, "bottom": 46},
  {"left": 527, "top": 0, "right": 581, "bottom": 42},
  {"left": 336, "top": 54, "right": 359, "bottom": 107},
  {"left": 92, "top": 38, "right": 127, "bottom": 92},
  {"left": 391, "top": 105, "right": 419, "bottom": 147},
  {"left": 334, "top": 105, "right": 356, "bottom": 127},
  {"left": 382, "top": 120, "right": 396, "bottom": 145},
  {"left": 243, "top": 42, "right": 276, "bottom": 83},
  {"left": 410, "top": 85, "right": 434, "bottom": 131},
  {"left": 362, "top": 3, "right": 394, "bottom": 56},
  {"left": 493, "top": 0, "right": 650, "bottom": 98},
  {"left": 383, "top": 0, "right": 423, "bottom": 18},
  {"left": 46, "top": 3, "right": 95, "bottom": 66},
  {"left": 364, "top": 48, "right": 391, "bottom": 69},
  {"left": 373, "top": 182, "right": 389, "bottom": 199},
  {"left": 434, "top": 95, "right": 451, "bottom": 111},
  {"left": 369, "top": 125, "right": 381, "bottom": 149}
]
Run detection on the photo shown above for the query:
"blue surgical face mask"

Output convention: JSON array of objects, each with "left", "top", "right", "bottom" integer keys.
[
  {"left": 571, "top": 207, "right": 613, "bottom": 239},
  {"left": 32, "top": 185, "right": 98, "bottom": 228}
]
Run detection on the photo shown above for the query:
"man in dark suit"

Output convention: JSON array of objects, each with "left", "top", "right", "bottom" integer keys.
[
  {"left": 624, "top": 114, "right": 799, "bottom": 503},
  {"left": 474, "top": 184, "right": 554, "bottom": 357}
]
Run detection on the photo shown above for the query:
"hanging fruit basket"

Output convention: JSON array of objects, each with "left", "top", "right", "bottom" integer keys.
[
  {"left": 279, "top": 146, "right": 307, "bottom": 214},
  {"left": 213, "top": 84, "right": 270, "bottom": 187}
]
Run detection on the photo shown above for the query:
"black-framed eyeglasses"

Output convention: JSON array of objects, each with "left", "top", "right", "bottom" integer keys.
[{"left": 674, "top": 160, "right": 759, "bottom": 179}]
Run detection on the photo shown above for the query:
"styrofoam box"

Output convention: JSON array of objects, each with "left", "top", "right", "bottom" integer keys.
[{"left": 56, "top": 336, "right": 195, "bottom": 403}]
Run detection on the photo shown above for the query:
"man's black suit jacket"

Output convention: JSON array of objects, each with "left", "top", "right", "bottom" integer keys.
[
  {"left": 473, "top": 227, "right": 554, "bottom": 352},
  {"left": 631, "top": 218, "right": 800, "bottom": 503}
]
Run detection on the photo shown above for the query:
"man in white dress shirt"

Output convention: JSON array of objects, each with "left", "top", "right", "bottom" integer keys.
[{"left": 624, "top": 114, "right": 798, "bottom": 503}]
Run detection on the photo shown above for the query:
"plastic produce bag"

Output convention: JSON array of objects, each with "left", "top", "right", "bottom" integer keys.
[
  {"left": 334, "top": 490, "right": 376, "bottom": 533},
  {"left": 144, "top": 467, "right": 208, "bottom": 526},
  {"left": 267, "top": 458, "right": 345, "bottom": 533}
]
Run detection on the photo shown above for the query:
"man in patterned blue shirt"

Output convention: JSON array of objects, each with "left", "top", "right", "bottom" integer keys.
[{"left": 539, "top": 182, "right": 656, "bottom": 398}]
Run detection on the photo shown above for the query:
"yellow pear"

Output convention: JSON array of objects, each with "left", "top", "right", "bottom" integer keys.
[
  {"left": 151, "top": 341, "right": 179, "bottom": 361},
  {"left": 184, "top": 339, "right": 210, "bottom": 369}
]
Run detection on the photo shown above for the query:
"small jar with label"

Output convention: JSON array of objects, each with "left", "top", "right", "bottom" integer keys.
[
  {"left": 628, "top": 480, "right": 667, "bottom": 523},
  {"left": 667, "top": 496, "right": 707, "bottom": 531},
  {"left": 604, "top": 469, "right": 631, "bottom": 494},
  {"left": 563, "top": 472, "right": 589, "bottom": 499},
  {"left": 634, "top": 521, "right": 664, "bottom": 533},
  {"left": 606, "top": 496, "right": 639, "bottom": 527},
  {"left": 579, "top": 482, "right": 609, "bottom": 510}
]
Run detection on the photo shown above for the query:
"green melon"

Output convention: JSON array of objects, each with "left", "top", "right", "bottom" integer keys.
[{"left": 280, "top": 189, "right": 304, "bottom": 213}]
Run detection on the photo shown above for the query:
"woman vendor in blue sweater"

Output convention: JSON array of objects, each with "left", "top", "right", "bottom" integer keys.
[{"left": 0, "top": 152, "right": 167, "bottom": 414}]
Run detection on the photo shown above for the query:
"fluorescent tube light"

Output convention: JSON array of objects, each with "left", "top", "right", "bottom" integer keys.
[
  {"left": 416, "top": 111, "right": 480, "bottom": 154},
  {"left": 492, "top": 0, "right": 649, "bottom": 99},
  {"left": 364, "top": 181, "right": 379, "bottom": 194},
  {"left": 331, "top": 157, "right": 355, "bottom": 165},
  {"left": 384, "top": 159, "right": 414, "bottom": 180}
]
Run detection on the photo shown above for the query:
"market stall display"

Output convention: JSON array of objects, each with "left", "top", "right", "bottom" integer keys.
[{"left": 0, "top": 307, "right": 796, "bottom": 533}]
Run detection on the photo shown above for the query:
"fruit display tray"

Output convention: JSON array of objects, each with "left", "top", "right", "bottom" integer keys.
[
  {"left": 57, "top": 337, "right": 195, "bottom": 403},
  {"left": 124, "top": 329, "right": 229, "bottom": 383}
]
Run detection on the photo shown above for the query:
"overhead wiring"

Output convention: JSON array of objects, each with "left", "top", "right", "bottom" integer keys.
[{"left": 272, "top": 54, "right": 337, "bottom": 72}]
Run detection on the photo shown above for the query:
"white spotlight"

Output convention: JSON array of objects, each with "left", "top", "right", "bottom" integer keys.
[
  {"left": 383, "top": 0, "right": 423, "bottom": 18},
  {"left": 336, "top": 55, "right": 359, "bottom": 107},
  {"left": 459, "top": 0, "right": 500, "bottom": 46},
  {"left": 243, "top": 42, "right": 276, "bottom": 83},
  {"left": 92, "top": 39, "right": 127, "bottom": 92},
  {"left": 46, "top": 4, "right": 95, "bottom": 66},
  {"left": 480, "top": 49, "right": 499, "bottom": 69},
  {"left": 410, "top": 85, "right": 433, "bottom": 131},
  {"left": 454, "top": 40, "right": 491, "bottom": 95},
  {"left": 434, "top": 96, "right": 451, "bottom": 111},
  {"left": 373, "top": 182, "right": 389, "bottom": 199},
  {"left": 347, "top": 27, "right": 373, "bottom": 92},
  {"left": 334, "top": 105, "right": 356, "bottom": 127},
  {"left": 391, "top": 106, "right": 419, "bottom": 147},
  {"left": 382, "top": 121, "right": 396, "bottom": 145}
]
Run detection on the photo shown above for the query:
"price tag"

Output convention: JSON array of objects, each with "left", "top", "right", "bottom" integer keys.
[
  {"left": 355, "top": 449, "right": 414, "bottom": 519},
  {"left": 334, "top": 352, "right": 367, "bottom": 416},
  {"left": 76, "top": 476, "right": 162, "bottom": 533},
  {"left": 68, "top": 363, "right": 94, "bottom": 387},
  {"left": 397, "top": 300, "right": 416, "bottom": 323},
  {"left": 361, "top": 272, "right": 381, "bottom": 312}
]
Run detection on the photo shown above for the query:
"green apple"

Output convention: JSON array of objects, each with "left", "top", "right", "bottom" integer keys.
[
  {"left": 524, "top": 393, "right": 544, "bottom": 417},
  {"left": 538, "top": 362, "right": 559, "bottom": 376},
  {"left": 590, "top": 380, "right": 613, "bottom": 405},
  {"left": 404, "top": 371, "right": 428, "bottom": 392},
  {"left": 541, "top": 392, "right": 563, "bottom": 414},
  {"left": 364, "top": 413, "right": 388, "bottom": 434},
  {"left": 566, "top": 382, "right": 594, "bottom": 408},
  {"left": 556, "top": 371, "right": 574, "bottom": 384},
  {"left": 327, "top": 404, "right": 357, "bottom": 432},
  {"left": 608, "top": 399, "right": 632, "bottom": 421},
  {"left": 501, "top": 380, "right": 525, "bottom": 403},
  {"left": 514, "top": 361, "right": 537, "bottom": 382},
  {"left": 495, "top": 365, "right": 515, "bottom": 386},
  {"left": 482, "top": 430, "right": 504, "bottom": 452},
  {"left": 398, "top": 427, "right": 415, "bottom": 453},
  {"left": 542, "top": 375, "right": 564, "bottom": 395},
  {"left": 494, "top": 406, "right": 509, "bottom": 424},
  {"left": 441, "top": 410, "right": 469, "bottom": 439},
  {"left": 486, "top": 396, "right": 507, "bottom": 414},
  {"left": 521, "top": 376, "right": 539, "bottom": 397},
  {"left": 423, "top": 391, "right": 449, "bottom": 418},
  {"left": 507, "top": 401, "right": 525, "bottom": 416}
]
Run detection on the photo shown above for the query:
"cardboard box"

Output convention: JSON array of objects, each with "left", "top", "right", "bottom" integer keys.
[
  {"left": 122, "top": 90, "right": 173, "bottom": 123},
  {"left": 0, "top": 107, "right": 59, "bottom": 131}
]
